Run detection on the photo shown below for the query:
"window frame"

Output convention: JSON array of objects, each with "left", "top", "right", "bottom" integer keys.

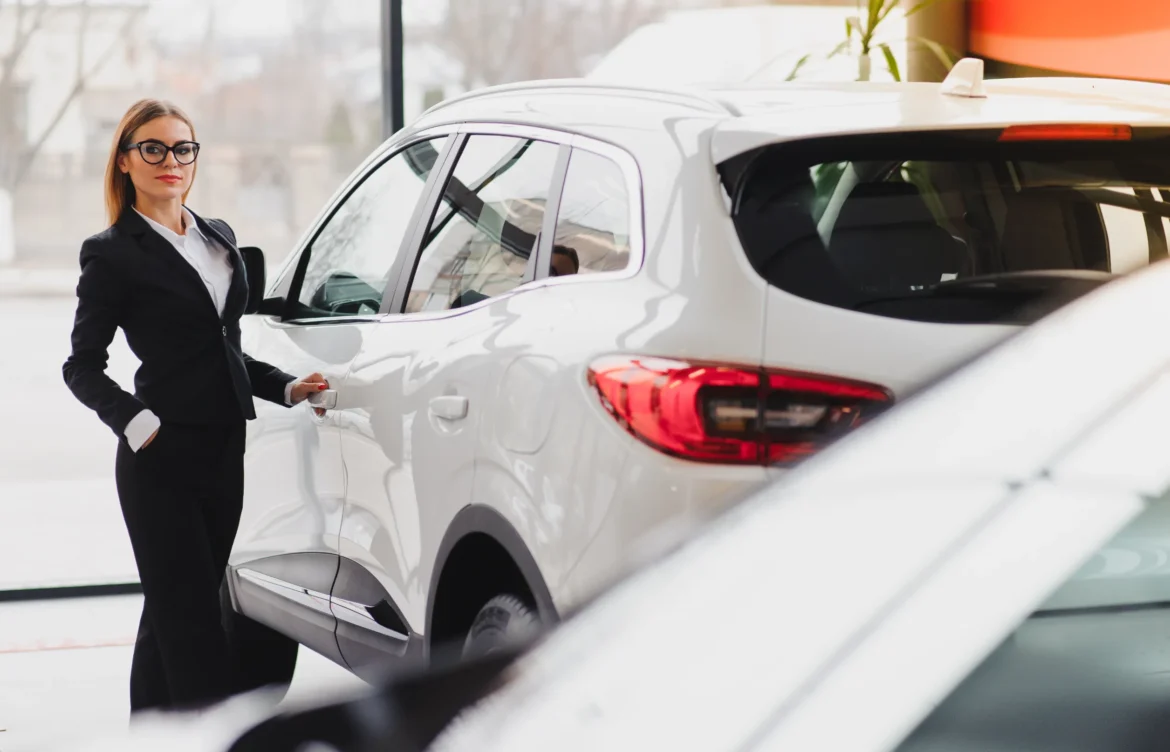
[{"left": 268, "top": 126, "right": 460, "bottom": 325}]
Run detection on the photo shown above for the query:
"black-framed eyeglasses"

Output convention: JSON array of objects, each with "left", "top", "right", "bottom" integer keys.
[{"left": 122, "top": 139, "right": 200, "bottom": 165}]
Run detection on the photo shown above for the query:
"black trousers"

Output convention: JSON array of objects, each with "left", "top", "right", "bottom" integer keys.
[{"left": 115, "top": 419, "right": 246, "bottom": 712}]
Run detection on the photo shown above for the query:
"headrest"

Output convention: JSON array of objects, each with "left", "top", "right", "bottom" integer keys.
[{"left": 998, "top": 188, "right": 1104, "bottom": 272}]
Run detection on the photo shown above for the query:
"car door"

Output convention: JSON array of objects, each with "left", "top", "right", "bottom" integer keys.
[
  {"left": 229, "top": 132, "right": 455, "bottom": 662},
  {"left": 329, "top": 129, "right": 567, "bottom": 677}
]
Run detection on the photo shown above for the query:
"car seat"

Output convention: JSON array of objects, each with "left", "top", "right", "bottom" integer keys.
[
  {"left": 996, "top": 188, "right": 1109, "bottom": 273},
  {"left": 828, "top": 182, "right": 967, "bottom": 294}
]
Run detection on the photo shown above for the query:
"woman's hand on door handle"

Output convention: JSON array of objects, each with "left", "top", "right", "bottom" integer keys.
[{"left": 290, "top": 373, "right": 331, "bottom": 416}]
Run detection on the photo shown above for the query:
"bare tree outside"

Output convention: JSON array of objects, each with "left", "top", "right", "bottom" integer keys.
[
  {"left": 0, "top": 0, "right": 847, "bottom": 272},
  {"left": 0, "top": 0, "right": 143, "bottom": 265},
  {"left": 433, "top": 0, "right": 685, "bottom": 88}
]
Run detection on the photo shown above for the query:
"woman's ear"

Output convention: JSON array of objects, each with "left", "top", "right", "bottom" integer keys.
[{"left": 117, "top": 152, "right": 129, "bottom": 174}]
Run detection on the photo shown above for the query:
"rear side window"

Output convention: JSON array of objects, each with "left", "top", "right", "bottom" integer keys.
[
  {"left": 727, "top": 135, "right": 1170, "bottom": 324},
  {"left": 405, "top": 135, "right": 560, "bottom": 313},
  {"left": 549, "top": 149, "right": 633, "bottom": 277}
]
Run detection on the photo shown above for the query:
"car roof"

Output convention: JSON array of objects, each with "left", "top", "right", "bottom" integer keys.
[
  {"left": 710, "top": 78, "right": 1170, "bottom": 161},
  {"left": 412, "top": 77, "right": 1170, "bottom": 162}
]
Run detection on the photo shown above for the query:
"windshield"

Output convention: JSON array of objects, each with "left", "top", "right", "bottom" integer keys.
[
  {"left": 727, "top": 134, "right": 1170, "bottom": 324},
  {"left": 895, "top": 493, "right": 1170, "bottom": 752}
]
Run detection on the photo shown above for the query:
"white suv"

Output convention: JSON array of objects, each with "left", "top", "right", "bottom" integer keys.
[{"left": 227, "top": 65, "right": 1170, "bottom": 679}]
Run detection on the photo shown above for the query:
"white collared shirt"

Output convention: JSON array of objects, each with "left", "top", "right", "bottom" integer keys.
[
  {"left": 123, "top": 208, "right": 294, "bottom": 451},
  {"left": 137, "top": 206, "right": 233, "bottom": 315}
]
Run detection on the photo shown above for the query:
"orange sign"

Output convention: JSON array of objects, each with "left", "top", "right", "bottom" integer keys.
[{"left": 969, "top": 0, "right": 1170, "bottom": 81}]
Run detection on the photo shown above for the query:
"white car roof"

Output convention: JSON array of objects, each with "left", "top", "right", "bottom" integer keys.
[
  {"left": 413, "top": 76, "right": 1170, "bottom": 163},
  {"left": 709, "top": 78, "right": 1170, "bottom": 162}
]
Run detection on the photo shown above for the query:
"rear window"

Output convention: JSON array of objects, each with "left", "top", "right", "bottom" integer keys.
[{"left": 724, "top": 132, "right": 1170, "bottom": 324}]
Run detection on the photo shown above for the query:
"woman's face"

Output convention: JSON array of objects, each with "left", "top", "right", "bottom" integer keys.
[{"left": 117, "top": 115, "right": 196, "bottom": 205}]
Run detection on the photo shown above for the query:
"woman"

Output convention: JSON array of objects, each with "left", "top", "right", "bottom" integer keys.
[{"left": 62, "top": 99, "right": 325, "bottom": 713}]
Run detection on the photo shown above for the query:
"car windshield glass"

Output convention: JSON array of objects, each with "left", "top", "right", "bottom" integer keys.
[
  {"left": 728, "top": 135, "right": 1170, "bottom": 323},
  {"left": 895, "top": 492, "right": 1170, "bottom": 752}
]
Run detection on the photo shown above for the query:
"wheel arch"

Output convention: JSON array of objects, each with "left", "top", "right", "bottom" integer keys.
[{"left": 426, "top": 505, "right": 559, "bottom": 658}]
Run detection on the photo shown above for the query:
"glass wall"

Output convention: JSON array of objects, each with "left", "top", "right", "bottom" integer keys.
[
  {"left": 0, "top": 0, "right": 892, "bottom": 271},
  {"left": 407, "top": 0, "right": 886, "bottom": 99},
  {"left": 0, "top": 0, "right": 900, "bottom": 591},
  {"left": 0, "top": 0, "right": 388, "bottom": 591},
  {"left": 0, "top": 0, "right": 389, "bottom": 269}
]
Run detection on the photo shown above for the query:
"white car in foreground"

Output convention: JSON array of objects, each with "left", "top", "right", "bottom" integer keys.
[
  {"left": 72, "top": 253, "right": 1170, "bottom": 752},
  {"left": 228, "top": 60, "right": 1170, "bottom": 677}
]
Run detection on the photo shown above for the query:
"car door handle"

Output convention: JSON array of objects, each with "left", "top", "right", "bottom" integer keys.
[
  {"left": 430, "top": 395, "right": 468, "bottom": 421},
  {"left": 307, "top": 389, "right": 338, "bottom": 410}
]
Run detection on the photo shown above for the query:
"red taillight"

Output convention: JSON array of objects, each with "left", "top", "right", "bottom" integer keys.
[
  {"left": 998, "top": 124, "right": 1132, "bottom": 142},
  {"left": 587, "top": 356, "right": 893, "bottom": 466}
]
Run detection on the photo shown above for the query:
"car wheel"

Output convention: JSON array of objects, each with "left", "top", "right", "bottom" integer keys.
[{"left": 462, "top": 595, "right": 541, "bottom": 659}]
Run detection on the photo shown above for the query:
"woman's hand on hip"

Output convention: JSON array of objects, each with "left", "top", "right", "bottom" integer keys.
[
  {"left": 141, "top": 428, "right": 159, "bottom": 449},
  {"left": 290, "top": 373, "right": 330, "bottom": 413}
]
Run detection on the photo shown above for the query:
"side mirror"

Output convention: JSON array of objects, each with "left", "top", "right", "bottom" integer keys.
[
  {"left": 256, "top": 296, "right": 286, "bottom": 317},
  {"left": 240, "top": 246, "right": 268, "bottom": 315}
]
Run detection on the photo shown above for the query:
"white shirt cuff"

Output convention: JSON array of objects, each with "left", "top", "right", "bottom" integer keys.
[
  {"left": 124, "top": 409, "right": 161, "bottom": 453},
  {"left": 284, "top": 380, "right": 295, "bottom": 406}
]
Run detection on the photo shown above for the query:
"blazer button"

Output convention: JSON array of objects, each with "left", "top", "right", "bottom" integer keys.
[{"left": 222, "top": 326, "right": 227, "bottom": 336}]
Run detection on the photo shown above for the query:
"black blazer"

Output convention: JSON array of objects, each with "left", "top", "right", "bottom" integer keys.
[{"left": 63, "top": 208, "right": 296, "bottom": 442}]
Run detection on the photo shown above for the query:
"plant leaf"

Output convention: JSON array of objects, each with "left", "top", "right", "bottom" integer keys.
[
  {"left": 785, "top": 53, "right": 813, "bottom": 82},
  {"left": 909, "top": 35, "right": 958, "bottom": 72},
  {"left": 905, "top": 0, "right": 951, "bottom": 18},
  {"left": 879, "top": 42, "right": 901, "bottom": 82},
  {"left": 876, "top": 0, "right": 903, "bottom": 27},
  {"left": 828, "top": 37, "right": 853, "bottom": 59},
  {"left": 865, "top": 0, "right": 882, "bottom": 39}
]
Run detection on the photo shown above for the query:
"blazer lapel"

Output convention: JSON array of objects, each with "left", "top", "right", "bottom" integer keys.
[
  {"left": 116, "top": 209, "right": 219, "bottom": 318},
  {"left": 190, "top": 210, "right": 247, "bottom": 321}
]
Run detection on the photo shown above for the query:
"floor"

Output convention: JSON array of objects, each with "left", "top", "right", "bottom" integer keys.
[
  {"left": 0, "top": 297, "right": 367, "bottom": 752},
  {"left": 0, "top": 594, "right": 366, "bottom": 752}
]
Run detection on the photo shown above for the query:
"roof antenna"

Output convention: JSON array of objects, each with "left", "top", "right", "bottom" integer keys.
[{"left": 941, "top": 58, "right": 987, "bottom": 99}]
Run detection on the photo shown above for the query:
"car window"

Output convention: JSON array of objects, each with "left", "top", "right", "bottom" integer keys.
[
  {"left": 1099, "top": 186, "right": 1160, "bottom": 273},
  {"left": 548, "top": 148, "right": 633, "bottom": 278},
  {"left": 730, "top": 138, "right": 1170, "bottom": 325},
  {"left": 292, "top": 137, "right": 446, "bottom": 319},
  {"left": 894, "top": 492, "right": 1170, "bottom": 752},
  {"left": 404, "top": 135, "right": 561, "bottom": 314}
]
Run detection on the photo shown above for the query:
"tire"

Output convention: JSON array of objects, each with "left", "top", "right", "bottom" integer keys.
[{"left": 462, "top": 595, "right": 541, "bottom": 659}]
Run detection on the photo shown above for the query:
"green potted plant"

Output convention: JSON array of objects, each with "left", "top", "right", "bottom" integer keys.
[{"left": 835, "top": 0, "right": 957, "bottom": 82}]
